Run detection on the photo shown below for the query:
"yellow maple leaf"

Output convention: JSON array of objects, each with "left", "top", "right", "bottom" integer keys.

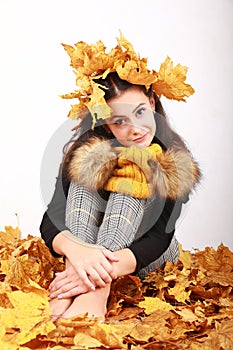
[
  {"left": 152, "top": 56, "right": 195, "bottom": 101},
  {"left": 174, "top": 307, "right": 200, "bottom": 322},
  {"left": 1, "top": 257, "right": 30, "bottom": 286},
  {"left": 74, "top": 333, "right": 103, "bottom": 348},
  {"left": 116, "top": 31, "right": 138, "bottom": 61},
  {"left": 116, "top": 60, "right": 157, "bottom": 89},
  {"left": 74, "top": 323, "right": 124, "bottom": 348},
  {"left": 139, "top": 296, "right": 173, "bottom": 315},
  {"left": 168, "top": 279, "right": 191, "bottom": 303},
  {"left": 1, "top": 290, "right": 55, "bottom": 345},
  {"left": 0, "top": 226, "right": 20, "bottom": 247},
  {"left": 178, "top": 243, "right": 192, "bottom": 271},
  {"left": 86, "top": 83, "right": 111, "bottom": 127}
]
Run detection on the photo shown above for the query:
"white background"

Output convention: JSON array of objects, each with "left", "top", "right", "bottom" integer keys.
[{"left": 0, "top": 0, "right": 232, "bottom": 252}]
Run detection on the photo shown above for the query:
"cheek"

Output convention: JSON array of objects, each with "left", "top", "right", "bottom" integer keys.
[{"left": 109, "top": 125, "right": 128, "bottom": 139}]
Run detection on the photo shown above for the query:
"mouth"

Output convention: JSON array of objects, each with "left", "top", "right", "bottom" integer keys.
[{"left": 133, "top": 133, "right": 148, "bottom": 143}]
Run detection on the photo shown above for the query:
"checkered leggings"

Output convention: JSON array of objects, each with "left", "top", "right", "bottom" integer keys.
[{"left": 65, "top": 182, "right": 179, "bottom": 278}]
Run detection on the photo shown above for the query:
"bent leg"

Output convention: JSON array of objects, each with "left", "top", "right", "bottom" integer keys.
[
  {"left": 62, "top": 284, "right": 111, "bottom": 322},
  {"left": 96, "top": 192, "right": 147, "bottom": 250},
  {"left": 65, "top": 182, "right": 106, "bottom": 244}
]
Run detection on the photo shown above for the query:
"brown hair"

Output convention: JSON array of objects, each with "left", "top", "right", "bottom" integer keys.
[{"left": 62, "top": 72, "right": 188, "bottom": 176}]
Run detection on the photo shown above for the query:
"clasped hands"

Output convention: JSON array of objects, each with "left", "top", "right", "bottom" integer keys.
[{"left": 49, "top": 236, "right": 119, "bottom": 300}]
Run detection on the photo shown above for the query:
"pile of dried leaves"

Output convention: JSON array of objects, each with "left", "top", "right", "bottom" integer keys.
[{"left": 0, "top": 226, "right": 232, "bottom": 349}]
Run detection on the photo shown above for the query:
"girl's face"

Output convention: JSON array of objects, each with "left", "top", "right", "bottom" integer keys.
[{"left": 106, "top": 87, "right": 156, "bottom": 148}]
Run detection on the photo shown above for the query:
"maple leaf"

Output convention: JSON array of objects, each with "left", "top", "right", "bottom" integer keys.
[
  {"left": 61, "top": 33, "right": 195, "bottom": 129},
  {"left": 109, "top": 274, "right": 143, "bottom": 306},
  {"left": 1, "top": 224, "right": 233, "bottom": 349},
  {"left": 139, "top": 296, "right": 173, "bottom": 315},
  {"left": 194, "top": 244, "right": 233, "bottom": 273},
  {"left": 214, "top": 319, "right": 233, "bottom": 349},
  {"left": 116, "top": 60, "right": 157, "bottom": 89},
  {"left": 0, "top": 225, "right": 20, "bottom": 242},
  {"left": 0, "top": 290, "right": 55, "bottom": 345},
  {"left": 130, "top": 310, "right": 172, "bottom": 343},
  {"left": 74, "top": 323, "right": 124, "bottom": 348},
  {"left": 152, "top": 56, "right": 195, "bottom": 101},
  {"left": 168, "top": 279, "right": 191, "bottom": 303}
]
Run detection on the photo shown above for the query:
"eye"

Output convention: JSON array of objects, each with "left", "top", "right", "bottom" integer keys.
[
  {"left": 114, "top": 118, "right": 126, "bottom": 125},
  {"left": 136, "top": 107, "right": 146, "bottom": 117}
]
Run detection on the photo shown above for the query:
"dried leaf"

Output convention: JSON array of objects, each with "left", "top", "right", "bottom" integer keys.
[
  {"left": 0, "top": 226, "right": 20, "bottom": 246},
  {"left": 61, "top": 32, "right": 194, "bottom": 127},
  {"left": 139, "top": 296, "right": 173, "bottom": 314},
  {"left": 74, "top": 323, "right": 124, "bottom": 348},
  {"left": 153, "top": 56, "right": 195, "bottom": 101},
  {"left": 1, "top": 290, "right": 55, "bottom": 345},
  {"left": 0, "top": 224, "right": 233, "bottom": 349}
]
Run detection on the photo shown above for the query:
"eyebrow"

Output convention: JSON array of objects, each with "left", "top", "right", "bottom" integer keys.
[
  {"left": 132, "top": 102, "right": 145, "bottom": 114},
  {"left": 110, "top": 102, "right": 146, "bottom": 121}
]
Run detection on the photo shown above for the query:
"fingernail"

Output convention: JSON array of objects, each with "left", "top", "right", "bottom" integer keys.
[{"left": 58, "top": 294, "right": 63, "bottom": 299}]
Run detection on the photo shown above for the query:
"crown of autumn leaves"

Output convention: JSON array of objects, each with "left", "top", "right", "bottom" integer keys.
[{"left": 61, "top": 32, "right": 195, "bottom": 128}]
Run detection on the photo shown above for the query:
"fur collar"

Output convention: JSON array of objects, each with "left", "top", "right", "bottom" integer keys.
[{"left": 68, "top": 137, "right": 201, "bottom": 200}]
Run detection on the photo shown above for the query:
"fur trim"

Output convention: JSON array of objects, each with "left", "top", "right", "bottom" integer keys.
[
  {"left": 69, "top": 137, "right": 118, "bottom": 190},
  {"left": 69, "top": 137, "right": 201, "bottom": 199},
  {"left": 150, "top": 149, "right": 201, "bottom": 199}
]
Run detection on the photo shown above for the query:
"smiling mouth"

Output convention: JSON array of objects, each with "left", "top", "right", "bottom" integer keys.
[{"left": 133, "top": 133, "right": 148, "bottom": 142}]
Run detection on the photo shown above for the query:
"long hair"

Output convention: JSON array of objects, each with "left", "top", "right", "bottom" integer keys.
[{"left": 62, "top": 72, "right": 188, "bottom": 176}]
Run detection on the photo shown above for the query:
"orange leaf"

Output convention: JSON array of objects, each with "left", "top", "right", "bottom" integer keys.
[{"left": 153, "top": 56, "right": 195, "bottom": 101}]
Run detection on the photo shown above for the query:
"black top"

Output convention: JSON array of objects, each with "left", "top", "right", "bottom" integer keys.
[{"left": 40, "top": 165, "right": 188, "bottom": 273}]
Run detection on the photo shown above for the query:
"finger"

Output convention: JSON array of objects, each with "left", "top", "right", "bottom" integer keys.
[
  {"left": 97, "top": 263, "right": 114, "bottom": 283},
  {"left": 57, "top": 284, "right": 88, "bottom": 299},
  {"left": 102, "top": 249, "right": 119, "bottom": 262},
  {"left": 86, "top": 265, "right": 111, "bottom": 287},
  {"left": 49, "top": 272, "right": 80, "bottom": 294},
  {"left": 49, "top": 272, "right": 67, "bottom": 290},
  {"left": 77, "top": 268, "right": 96, "bottom": 290},
  {"left": 100, "top": 259, "right": 117, "bottom": 280},
  {"left": 49, "top": 278, "right": 70, "bottom": 294},
  {"left": 50, "top": 281, "right": 77, "bottom": 298}
]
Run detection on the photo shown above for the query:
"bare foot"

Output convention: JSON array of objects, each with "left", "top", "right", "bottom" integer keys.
[
  {"left": 50, "top": 297, "right": 73, "bottom": 321},
  {"left": 62, "top": 285, "right": 110, "bottom": 322}
]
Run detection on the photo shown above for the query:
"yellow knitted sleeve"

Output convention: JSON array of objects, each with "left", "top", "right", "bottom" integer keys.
[{"left": 104, "top": 144, "right": 162, "bottom": 198}]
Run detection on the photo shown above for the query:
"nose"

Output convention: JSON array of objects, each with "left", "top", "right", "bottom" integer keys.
[{"left": 130, "top": 124, "right": 143, "bottom": 135}]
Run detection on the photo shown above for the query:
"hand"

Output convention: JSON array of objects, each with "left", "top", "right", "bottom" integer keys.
[
  {"left": 49, "top": 264, "right": 89, "bottom": 299},
  {"left": 52, "top": 231, "right": 119, "bottom": 289},
  {"left": 68, "top": 244, "right": 119, "bottom": 288}
]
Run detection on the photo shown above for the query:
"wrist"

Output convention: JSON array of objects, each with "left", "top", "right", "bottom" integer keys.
[
  {"left": 52, "top": 230, "right": 71, "bottom": 256},
  {"left": 113, "top": 248, "right": 137, "bottom": 277}
]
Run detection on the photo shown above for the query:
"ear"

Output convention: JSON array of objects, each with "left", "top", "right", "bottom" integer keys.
[{"left": 149, "top": 95, "right": 155, "bottom": 111}]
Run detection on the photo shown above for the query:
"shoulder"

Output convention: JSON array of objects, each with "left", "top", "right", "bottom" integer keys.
[
  {"left": 150, "top": 147, "right": 201, "bottom": 199},
  {"left": 68, "top": 136, "right": 118, "bottom": 190}
]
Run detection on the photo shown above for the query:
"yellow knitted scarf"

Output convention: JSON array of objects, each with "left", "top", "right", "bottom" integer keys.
[{"left": 104, "top": 143, "right": 162, "bottom": 198}]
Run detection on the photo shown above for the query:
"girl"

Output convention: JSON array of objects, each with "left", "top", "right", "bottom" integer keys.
[{"left": 40, "top": 34, "right": 201, "bottom": 321}]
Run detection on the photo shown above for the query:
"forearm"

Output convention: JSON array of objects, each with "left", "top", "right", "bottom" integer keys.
[
  {"left": 52, "top": 231, "right": 69, "bottom": 256},
  {"left": 113, "top": 248, "right": 137, "bottom": 277},
  {"left": 52, "top": 230, "right": 106, "bottom": 256}
]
